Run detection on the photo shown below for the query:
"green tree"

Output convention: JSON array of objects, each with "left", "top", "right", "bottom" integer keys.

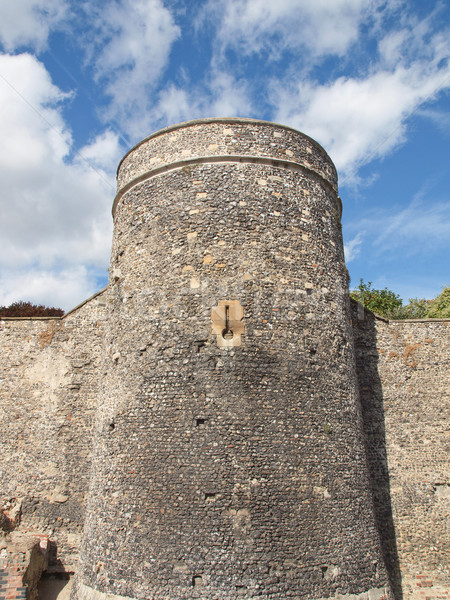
[
  {"left": 425, "top": 287, "right": 450, "bottom": 318},
  {"left": 394, "top": 297, "right": 429, "bottom": 320},
  {"left": 350, "top": 279, "right": 402, "bottom": 318},
  {"left": 350, "top": 280, "right": 450, "bottom": 320}
]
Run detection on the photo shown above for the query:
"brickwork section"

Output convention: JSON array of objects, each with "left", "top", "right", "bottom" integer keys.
[
  {"left": 0, "top": 557, "right": 28, "bottom": 600},
  {"left": 75, "top": 120, "right": 390, "bottom": 600},
  {"left": 0, "top": 536, "right": 48, "bottom": 600},
  {"left": 0, "top": 291, "right": 107, "bottom": 573},
  {"left": 352, "top": 304, "right": 449, "bottom": 600}
]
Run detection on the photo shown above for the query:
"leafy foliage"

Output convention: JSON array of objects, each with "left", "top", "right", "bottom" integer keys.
[
  {"left": 350, "top": 279, "right": 402, "bottom": 318},
  {"left": 393, "top": 297, "right": 430, "bottom": 320},
  {"left": 0, "top": 301, "right": 64, "bottom": 317},
  {"left": 425, "top": 287, "right": 450, "bottom": 318},
  {"left": 350, "top": 280, "right": 450, "bottom": 320}
]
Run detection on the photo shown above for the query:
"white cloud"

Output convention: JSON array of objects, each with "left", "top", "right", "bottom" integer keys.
[
  {"left": 266, "top": 3, "right": 450, "bottom": 180},
  {"left": 344, "top": 233, "right": 364, "bottom": 263},
  {"left": 77, "top": 129, "right": 124, "bottom": 173},
  {"left": 85, "top": 0, "right": 180, "bottom": 135},
  {"left": 147, "top": 71, "right": 253, "bottom": 130},
  {"left": 348, "top": 194, "right": 450, "bottom": 259},
  {"left": 202, "top": 0, "right": 383, "bottom": 59},
  {"left": 0, "top": 0, "right": 67, "bottom": 51},
  {"left": 0, "top": 53, "right": 117, "bottom": 308},
  {"left": 0, "top": 266, "right": 103, "bottom": 312},
  {"left": 206, "top": 71, "right": 253, "bottom": 117},
  {"left": 274, "top": 59, "right": 450, "bottom": 180},
  {"left": 374, "top": 199, "right": 450, "bottom": 255}
]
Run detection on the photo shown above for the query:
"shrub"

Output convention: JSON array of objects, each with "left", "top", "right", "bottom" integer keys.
[
  {"left": 0, "top": 301, "right": 64, "bottom": 317},
  {"left": 350, "top": 280, "right": 450, "bottom": 320},
  {"left": 350, "top": 279, "right": 402, "bottom": 318},
  {"left": 425, "top": 287, "right": 450, "bottom": 318},
  {"left": 392, "top": 298, "right": 429, "bottom": 320}
]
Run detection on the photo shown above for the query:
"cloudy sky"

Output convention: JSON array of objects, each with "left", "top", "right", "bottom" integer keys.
[{"left": 0, "top": 0, "right": 449, "bottom": 310}]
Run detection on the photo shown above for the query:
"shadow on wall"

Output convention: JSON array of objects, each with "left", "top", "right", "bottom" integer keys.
[
  {"left": 38, "top": 573, "right": 73, "bottom": 600},
  {"left": 351, "top": 300, "right": 403, "bottom": 600}
]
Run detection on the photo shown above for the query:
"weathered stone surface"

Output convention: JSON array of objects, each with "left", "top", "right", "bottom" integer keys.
[
  {"left": 0, "top": 290, "right": 107, "bottom": 573},
  {"left": 352, "top": 303, "right": 449, "bottom": 600},
  {"left": 0, "top": 119, "right": 448, "bottom": 600},
  {"left": 75, "top": 119, "right": 389, "bottom": 600}
]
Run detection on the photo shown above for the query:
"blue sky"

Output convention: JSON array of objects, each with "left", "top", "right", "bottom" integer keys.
[{"left": 0, "top": 0, "right": 449, "bottom": 310}]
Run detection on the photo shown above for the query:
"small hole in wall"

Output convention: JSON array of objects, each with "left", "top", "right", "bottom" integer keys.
[
  {"left": 204, "top": 492, "right": 216, "bottom": 501},
  {"left": 194, "top": 340, "right": 207, "bottom": 353},
  {"left": 306, "top": 288, "right": 313, "bottom": 296},
  {"left": 192, "top": 575, "right": 203, "bottom": 587},
  {"left": 222, "top": 328, "right": 234, "bottom": 340},
  {"left": 195, "top": 418, "right": 206, "bottom": 426},
  {"left": 109, "top": 422, "right": 115, "bottom": 431},
  {"left": 309, "top": 348, "right": 317, "bottom": 355}
]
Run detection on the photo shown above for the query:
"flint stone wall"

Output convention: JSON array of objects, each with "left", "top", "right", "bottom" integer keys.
[
  {"left": 352, "top": 302, "right": 449, "bottom": 600},
  {"left": 75, "top": 119, "right": 389, "bottom": 600},
  {"left": 115, "top": 118, "right": 339, "bottom": 204},
  {"left": 0, "top": 119, "right": 448, "bottom": 600},
  {"left": 0, "top": 290, "right": 107, "bottom": 572}
]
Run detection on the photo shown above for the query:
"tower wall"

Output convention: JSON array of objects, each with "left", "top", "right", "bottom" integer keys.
[{"left": 74, "top": 119, "right": 390, "bottom": 600}]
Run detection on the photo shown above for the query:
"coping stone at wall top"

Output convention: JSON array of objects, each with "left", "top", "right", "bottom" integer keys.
[{"left": 116, "top": 117, "right": 336, "bottom": 177}]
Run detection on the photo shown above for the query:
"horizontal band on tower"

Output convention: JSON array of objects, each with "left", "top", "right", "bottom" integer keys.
[
  {"left": 112, "top": 154, "right": 342, "bottom": 218},
  {"left": 116, "top": 117, "right": 337, "bottom": 177}
]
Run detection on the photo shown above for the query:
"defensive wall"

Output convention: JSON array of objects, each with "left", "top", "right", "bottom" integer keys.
[
  {"left": 0, "top": 118, "right": 448, "bottom": 600},
  {"left": 0, "top": 290, "right": 107, "bottom": 598}
]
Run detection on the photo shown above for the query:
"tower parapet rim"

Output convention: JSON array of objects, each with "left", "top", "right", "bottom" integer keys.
[{"left": 115, "top": 118, "right": 339, "bottom": 214}]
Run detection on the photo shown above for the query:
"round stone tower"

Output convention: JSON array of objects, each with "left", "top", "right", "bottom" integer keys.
[{"left": 73, "top": 118, "right": 390, "bottom": 600}]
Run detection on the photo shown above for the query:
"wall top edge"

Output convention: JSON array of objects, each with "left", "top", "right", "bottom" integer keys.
[
  {"left": 0, "top": 287, "right": 108, "bottom": 323},
  {"left": 0, "top": 316, "right": 61, "bottom": 321},
  {"left": 62, "top": 286, "right": 108, "bottom": 318},
  {"left": 351, "top": 299, "right": 450, "bottom": 324},
  {"left": 116, "top": 117, "right": 334, "bottom": 177},
  {"left": 388, "top": 317, "right": 450, "bottom": 323}
]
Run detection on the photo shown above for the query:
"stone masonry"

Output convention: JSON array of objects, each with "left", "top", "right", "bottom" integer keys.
[{"left": 0, "top": 118, "right": 448, "bottom": 600}]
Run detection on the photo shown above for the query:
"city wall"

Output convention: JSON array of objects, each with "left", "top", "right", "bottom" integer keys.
[
  {"left": 0, "top": 290, "right": 107, "bottom": 583},
  {"left": 1, "top": 280, "right": 448, "bottom": 600},
  {"left": 0, "top": 117, "right": 448, "bottom": 600},
  {"left": 352, "top": 304, "right": 449, "bottom": 600}
]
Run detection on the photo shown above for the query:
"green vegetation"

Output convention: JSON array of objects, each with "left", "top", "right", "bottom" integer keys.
[
  {"left": 425, "top": 287, "right": 450, "bottom": 318},
  {"left": 350, "top": 279, "right": 403, "bottom": 318},
  {"left": 0, "top": 301, "right": 64, "bottom": 317},
  {"left": 350, "top": 279, "right": 450, "bottom": 320}
]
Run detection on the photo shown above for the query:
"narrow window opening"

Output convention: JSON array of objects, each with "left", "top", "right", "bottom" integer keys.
[
  {"left": 222, "top": 304, "right": 234, "bottom": 340},
  {"left": 204, "top": 492, "right": 216, "bottom": 501},
  {"left": 195, "top": 418, "right": 206, "bottom": 426},
  {"left": 192, "top": 575, "right": 203, "bottom": 587}
]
